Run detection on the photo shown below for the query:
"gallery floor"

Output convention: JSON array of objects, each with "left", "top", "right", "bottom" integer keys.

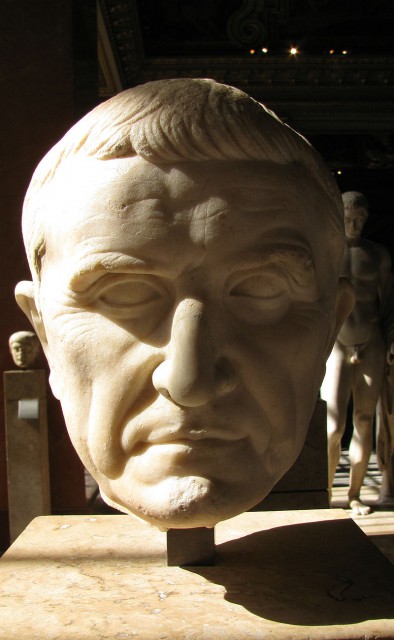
[
  {"left": 331, "top": 451, "right": 394, "bottom": 565},
  {"left": 1, "top": 454, "right": 391, "bottom": 639}
]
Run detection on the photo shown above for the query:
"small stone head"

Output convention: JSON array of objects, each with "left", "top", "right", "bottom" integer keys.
[{"left": 9, "top": 331, "right": 40, "bottom": 369}]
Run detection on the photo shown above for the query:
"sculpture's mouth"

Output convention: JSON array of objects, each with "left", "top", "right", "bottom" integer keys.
[
  {"left": 131, "top": 436, "right": 246, "bottom": 457},
  {"left": 117, "top": 392, "right": 272, "bottom": 474},
  {"left": 123, "top": 418, "right": 249, "bottom": 456}
]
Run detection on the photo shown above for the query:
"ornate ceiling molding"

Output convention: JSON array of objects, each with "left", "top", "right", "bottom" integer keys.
[
  {"left": 98, "top": 0, "right": 394, "bottom": 133},
  {"left": 97, "top": 2, "right": 123, "bottom": 96},
  {"left": 227, "top": 0, "right": 290, "bottom": 50},
  {"left": 98, "top": 0, "right": 144, "bottom": 88}
]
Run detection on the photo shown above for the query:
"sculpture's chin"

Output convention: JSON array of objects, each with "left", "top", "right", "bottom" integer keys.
[
  {"left": 98, "top": 474, "right": 272, "bottom": 530},
  {"left": 93, "top": 439, "right": 298, "bottom": 529}
]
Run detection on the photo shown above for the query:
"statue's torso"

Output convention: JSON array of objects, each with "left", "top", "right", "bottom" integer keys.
[{"left": 338, "top": 240, "right": 383, "bottom": 347}]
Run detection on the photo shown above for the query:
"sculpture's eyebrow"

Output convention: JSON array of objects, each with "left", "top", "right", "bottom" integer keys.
[
  {"left": 229, "top": 244, "right": 317, "bottom": 290},
  {"left": 67, "top": 253, "right": 170, "bottom": 292}
]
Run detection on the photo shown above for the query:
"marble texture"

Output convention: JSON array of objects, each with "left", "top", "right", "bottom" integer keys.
[
  {"left": 0, "top": 510, "right": 393, "bottom": 639},
  {"left": 16, "top": 78, "right": 354, "bottom": 529}
]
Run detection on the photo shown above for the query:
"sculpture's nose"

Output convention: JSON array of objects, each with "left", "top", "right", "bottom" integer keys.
[{"left": 152, "top": 298, "right": 235, "bottom": 407}]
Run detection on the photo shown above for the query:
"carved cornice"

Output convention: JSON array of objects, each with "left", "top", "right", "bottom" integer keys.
[
  {"left": 99, "top": 1, "right": 394, "bottom": 92},
  {"left": 98, "top": 0, "right": 144, "bottom": 88},
  {"left": 139, "top": 55, "right": 394, "bottom": 92},
  {"left": 98, "top": 0, "right": 394, "bottom": 133}
]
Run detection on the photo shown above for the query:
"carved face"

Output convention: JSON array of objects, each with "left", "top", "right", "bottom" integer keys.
[
  {"left": 344, "top": 205, "right": 368, "bottom": 244},
  {"left": 18, "top": 156, "right": 352, "bottom": 528},
  {"left": 9, "top": 337, "right": 39, "bottom": 369}
]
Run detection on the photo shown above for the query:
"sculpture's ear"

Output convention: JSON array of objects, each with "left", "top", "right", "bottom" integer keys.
[
  {"left": 325, "top": 276, "right": 355, "bottom": 359},
  {"left": 15, "top": 281, "right": 48, "bottom": 351},
  {"left": 15, "top": 280, "right": 61, "bottom": 399}
]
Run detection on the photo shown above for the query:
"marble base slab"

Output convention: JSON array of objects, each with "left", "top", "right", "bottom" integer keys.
[{"left": 0, "top": 509, "right": 393, "bottom": 639}]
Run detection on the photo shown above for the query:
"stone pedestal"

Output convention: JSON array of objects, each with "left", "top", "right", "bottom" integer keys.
[
  {"left": 0, "top": 509, "right": 393, "bottom": 639},
  {"left": 3, "top": 370, "right": 50, "bottom": 542},
  {"left": 167, "top": 526, "right": 215, "bottom": 566},
  {"left": 259, "top": 398, "right": 329, "bottom": 510}
]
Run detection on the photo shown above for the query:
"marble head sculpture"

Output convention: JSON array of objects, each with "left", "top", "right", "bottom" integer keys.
[
  {"left": 16, "top": 79, "right": 354, "bottom": 529},
  {"left": 9, "top": 330, "right": 40, "bottom": 369}
]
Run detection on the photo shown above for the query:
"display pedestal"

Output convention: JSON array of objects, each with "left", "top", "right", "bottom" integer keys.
[
  {"left": 0, "top": 509, "right": 393, "bottom": 639},
  {"left": 3, "top": 369, "right": 50, "bottom": 542}
]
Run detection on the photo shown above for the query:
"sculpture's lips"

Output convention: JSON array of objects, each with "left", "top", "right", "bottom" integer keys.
[
  {"left": 146, "top": 430, "right": 244, "bottom": 443},
  {"left": 125, "top": 429, "right": 246, "bottom": 455},
  {"left": 130, "top": 436, "right": 246, "bottom": 457},
  {"left": 120, "top": 403, "right": 255, "bottom": 456}
]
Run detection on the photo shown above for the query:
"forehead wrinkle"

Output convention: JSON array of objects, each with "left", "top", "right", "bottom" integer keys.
[
  {"left": 218, "top": 172, "right": 325, "bottom": 216},
  {"left": 226, "top": 188, "right": 309, "bottom": 215},
  {"left": 126, "top": 170, "right": 208, "bottom": 227},
  {"left": 124, "top": 197, "right": 163, "bottom": 217},
  {"left": 186, "top": 195, "right": 229, "bottom": 248}
]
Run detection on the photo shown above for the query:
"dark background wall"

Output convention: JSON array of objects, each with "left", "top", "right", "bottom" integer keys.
[{"left": 0, "top": 0, "right": 97, "bottom": 550}]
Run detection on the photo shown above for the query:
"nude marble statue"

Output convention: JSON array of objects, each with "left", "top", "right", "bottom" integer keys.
[
  {"left": 15, "top": 79, "right": 354, "bottom": 529},
  {"left": 377, "top": 362, "right": 394, "bottom": 507},
  {"left": 9, "top": 330, "right": 40, "bottom": 369},
  {"left": 321, "top": 191, "right": 394, "bottom": 515}
]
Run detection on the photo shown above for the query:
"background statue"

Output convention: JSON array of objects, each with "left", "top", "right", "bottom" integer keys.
[
  {"left": 377, "top": 361, "right": 394, "bottom": 507},
  {"left": 376, "top": 263, "right": 394, "bottom": 508},
  {"left": 321, "top": 191, "right": 394, "bottom": 515},
  {"left": 8, "top": 330, "right": 40, "bottom": 370},
  {"left": 15, "top": 79, "right": 353, "bottom": 530}
]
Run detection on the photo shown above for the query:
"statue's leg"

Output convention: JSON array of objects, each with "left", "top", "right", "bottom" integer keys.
[
  {"left": 349, "top": 337, "right": 385, "bottom": 515},
  {"left": 376, "top": 367, "right": 394, "bottom": 508},
  {"left": 321, "top": 343, "right": 352, "bottom": 498},
  {"left": 379, "top": 465, "right": 394, "bottom": 505}
]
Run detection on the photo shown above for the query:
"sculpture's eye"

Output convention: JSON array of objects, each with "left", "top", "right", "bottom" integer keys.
[
  {"left": 226, "top": 269, "right": 290, "bottom": 324},
  {"left": 100, "top": 280, "right": 160, "bottom": 307},
  {"left": 94, "top": 275, "right": 170, "bottom": 319},
  {"left": 230, "top": 273, "right": 285, "bottom": 301}
]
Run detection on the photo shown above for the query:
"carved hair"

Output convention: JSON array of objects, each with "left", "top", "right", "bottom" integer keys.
[
  {"left": 342, "top": 191, "right": 369, "bottom": 215},
  {"left": 9, "top": 330, "right": 39, "bottom": 347},
  {"left": 22, "top": 78, "right": 343, "bottom": 280}
]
